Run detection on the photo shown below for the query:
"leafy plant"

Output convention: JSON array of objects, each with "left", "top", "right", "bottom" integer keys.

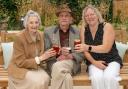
[
  {"left": 48, "top": 0, "right": 113, "bottom": 24},
  {"left": 0, "top": 0, "right": 18, "bottom": 30},
  {"left": 0, "top": 0, "right": 32, "bottom": 30},
  {"left": 48, "top": 0, "right": 82, "bottom": 25}
]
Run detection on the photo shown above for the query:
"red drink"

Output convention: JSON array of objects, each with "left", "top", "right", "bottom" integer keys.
[
  {"left": 53, "top": 45, "right": 59, "bottom": 54},
  {"left": 74, "top": 39, "right": 81, "bottom": 46}
]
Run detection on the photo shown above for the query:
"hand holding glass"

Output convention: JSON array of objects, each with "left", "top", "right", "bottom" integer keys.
[
  {"left": 74, "top": 39, "right": 81, "bottom": 46},
  {"left": 52, "top": 44, "right": 60, "bottom": 54}
]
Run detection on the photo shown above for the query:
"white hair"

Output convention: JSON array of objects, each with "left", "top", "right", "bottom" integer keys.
[
  {"left": 82, "top": 5, "right": 104, "bottom": 26},
  {"left": 23, "top": 10, "right": 42, "bottom": 28}
]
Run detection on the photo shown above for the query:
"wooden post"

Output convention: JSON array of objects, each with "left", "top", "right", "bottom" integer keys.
[
  {"left": 0, "top": 31, "right": 6, "bottom": 42},
  {"left": 0, "top": 19, "right": 8, "bottom": 42}
]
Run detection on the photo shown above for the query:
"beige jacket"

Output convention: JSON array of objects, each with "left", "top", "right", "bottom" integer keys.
[{"left": 8, "top": 29, "right": 44, "bottom": 79}]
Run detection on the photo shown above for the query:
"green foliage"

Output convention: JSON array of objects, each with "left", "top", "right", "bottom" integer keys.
[
  {"left": 107, "top": 0, "right": 113, "bottom": 22},
  {"left": 39, "top": 25, "right": 44, "bottom": 31},
  {"left": 68, "top": 0, "right": 82, "bottom": 24},
  {"left": 48, "top": 0, "right": 82, "bottom": 25},
  {"left": 48, "top": 0, "right": 113, "bottom": 24},
  {"left": 0, "top": 0, "right": 18, "bottom": 30},
  {"left": 113, "top": 10, "right": 122, "bottom": 24},
  {"left": 0, "top": 0, "right": 114, "bottom": 30},
  {"left": 0, "top": 0, "right": 32, "bottom": 30}
]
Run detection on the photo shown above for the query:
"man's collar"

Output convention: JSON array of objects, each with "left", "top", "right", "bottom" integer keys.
[{"left": 53, "top": 25, "right": 75, "bottom": 34}]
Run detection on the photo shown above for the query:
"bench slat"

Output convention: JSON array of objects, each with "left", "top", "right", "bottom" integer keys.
[{"left": 73, "top": 73, "right": 128, "bottom": 86}]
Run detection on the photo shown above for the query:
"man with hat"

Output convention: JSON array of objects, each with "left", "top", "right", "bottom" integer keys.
[{"left": 44, "top": 4, "right": 84, "bottom": 89}]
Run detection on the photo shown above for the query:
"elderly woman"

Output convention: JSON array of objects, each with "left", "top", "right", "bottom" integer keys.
[
  {"left": 75, "top": 5, "right": 123, "bottom": 89},
  {"left": 8, "top": 10, "right": 56, "bottom": 89}
]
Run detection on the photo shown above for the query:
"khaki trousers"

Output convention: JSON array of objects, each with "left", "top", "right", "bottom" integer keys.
[
  {"left": 50, "top": 60, "right": 73, "bottom": 89},
  {"left": 8, "top": 68, "right": 50, "bottom": 89}
]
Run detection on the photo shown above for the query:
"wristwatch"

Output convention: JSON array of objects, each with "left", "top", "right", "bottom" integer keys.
[{"left": 88, "top": 45, "right": 92, "bottom": 52}]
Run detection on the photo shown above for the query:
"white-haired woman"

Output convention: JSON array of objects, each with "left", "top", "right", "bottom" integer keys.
[
  {"left": 75, "top": 5, "right": 122, "bottom": 89},
  {"left": 8, "top": 10, "right": 56, "bottom": 89}
]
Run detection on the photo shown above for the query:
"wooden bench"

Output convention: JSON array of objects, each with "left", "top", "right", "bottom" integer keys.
[
  {"left": 0, "top": 31, "right": 18, "bottom": 89},
  {"left": 0, "top": 49, "right": 8, "bottom": 89},
  {"left": 0, "top": 31, "right": 128, "bottom": 89}
]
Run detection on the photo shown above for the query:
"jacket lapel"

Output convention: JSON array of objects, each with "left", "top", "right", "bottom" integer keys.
[
  {"left": 53, "top": 26, "right": 76, "bottom": 48},
  {"left": 69, "top": 27, "right": 75, "bottom": 49},
  {"left": 53, "top": 27, "right": 61, "bottom": 47}
]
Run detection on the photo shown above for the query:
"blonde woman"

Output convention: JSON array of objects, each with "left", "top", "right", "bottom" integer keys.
[
  {"left": 75, "top": 5, "right": 122, "bottom": 89},
  {"left": 8, "top": 10, "right": 56, "bottom": 89}
]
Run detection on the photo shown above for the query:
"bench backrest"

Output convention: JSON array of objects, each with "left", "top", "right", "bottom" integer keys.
[
  {"left": 0, "top": 30, "right": 128, "bottom": 66},
  {"left": 115, "top": 29, "right": 128, "bottom": 43}
]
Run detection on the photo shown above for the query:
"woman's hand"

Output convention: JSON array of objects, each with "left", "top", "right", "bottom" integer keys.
[
  {"left": 40, "top": 48, "right": 56, "bottom": 61},
  {"left": 92, "top": 60, "right": 107, "bottom": 70},
  {"left": 74, "top": 44, "right": 88, "bottom": 52}
]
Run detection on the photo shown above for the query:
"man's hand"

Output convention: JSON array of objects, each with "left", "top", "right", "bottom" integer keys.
[
  {"left": 61, "top": 47, "right": 70, "bottom": 55},
  {"left": 57, "top": 54, "right": 73, "bottom": 61}
]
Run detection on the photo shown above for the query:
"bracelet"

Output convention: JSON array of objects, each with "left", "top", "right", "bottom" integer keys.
[
  {"left": 88, "top": 45, "right": 92, "bottom": 52},
  {"left": 35, "top": 56, "right": 40, "bottom": 64}
]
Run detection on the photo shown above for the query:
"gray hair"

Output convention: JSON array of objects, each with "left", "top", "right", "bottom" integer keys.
[
  {"left": 23, "top": 10, "right": 42, "bottom": 28},
  {"left": 82, "top": 5, "right": 104, "bottom": 26}
]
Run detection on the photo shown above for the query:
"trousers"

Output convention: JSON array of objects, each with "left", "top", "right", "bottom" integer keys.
[
  {"left": 8, "top": 68, "right": 50, "bottom": 89},
  {"left": 50, "top": 60, "right": 73, "bottom": 89},
  {"left": 88, "top": 62, "right": 121, "bottom": 89}
]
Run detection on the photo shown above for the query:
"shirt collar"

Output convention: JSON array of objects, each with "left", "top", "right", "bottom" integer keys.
[{"left": 53, "top": 25, "right": 75, "bottom": 34}]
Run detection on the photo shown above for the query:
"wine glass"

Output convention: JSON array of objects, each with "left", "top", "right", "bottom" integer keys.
[
  {"left": 74, "top": 39, "right": 81, "bottom": 46},
  {"left": 52, "top": 34, "right": 60, "bottom": 54},
  {"left": 63, "top": 39, "right": 71, "bottom": 53}
]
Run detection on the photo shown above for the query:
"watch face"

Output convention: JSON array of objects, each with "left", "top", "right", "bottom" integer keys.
[
  {"left": 88, "top": 46, "right": 92, "bottom": 51},
  {"left": 65, "top": 47, "right": 72, "bottom": 53}
]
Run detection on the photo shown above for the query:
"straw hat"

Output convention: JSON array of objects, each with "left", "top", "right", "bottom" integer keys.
[{"left": 56, "top": 4, "right": 73, "bottom": 17}]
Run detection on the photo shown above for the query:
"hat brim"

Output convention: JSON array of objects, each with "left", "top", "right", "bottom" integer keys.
[{"left": 56, "top": 10, "right": 73, "bottom": 17}]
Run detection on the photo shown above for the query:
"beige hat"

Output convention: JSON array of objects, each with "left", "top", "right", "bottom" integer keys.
[{"left": 56, "top": 4, "right": 73, "bottom": 17}]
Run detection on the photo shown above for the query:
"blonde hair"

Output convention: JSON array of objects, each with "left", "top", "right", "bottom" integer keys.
[
  {"left": 82, "top": 5, "right": 104, "bottom": 27},
  {"left": 23, "top": 10, "right": 42, "bottom": 28}
]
